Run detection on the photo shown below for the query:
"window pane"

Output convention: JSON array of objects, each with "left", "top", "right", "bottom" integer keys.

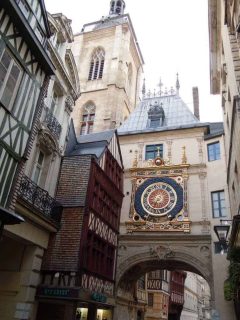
[
  {"left": 11, "top": 64, "right": 20, "bottom": 80},
  {"left": 33, "top": 166, "right": 41, "bottom": 184},
  {"left": 212, "top": 191, "right": 226, "bottom": 217},
  {"left": 0, "top": 63, "right": 7, "bottom": 89},
  {"left": 145, "top": 144, "right": 163, "bottom": 160},
  {"left": 1, "top": 77, "right": 15, "bottom": 106},
  {"left": 219, "top": 192, "right": 225, "bottom": 200},
  {"left": 0, "top": 49, "right": 22, "bottom": 109},
  {"left": 38, "top": 151, "right": 44, "bottom": 165},
  {"left": 208, "top": 142, "right": 220, "bottom": 161},
  {"left": 89, "top": 114, "right": 95, "bottom": 121},
  {"left": 82, "top": 114, "right": 88, "bottom": 122},
  {"left": 2, "top": 51, "right": 11, "bottom": 69},
  {"left": 88, "top": 123, "right": 93, "bottom": 134},
  {"left": 19, "top": 0, "right": 30, "bottom": 18},
  {"left": 80, "top": 125, "right": 86, "bottom": 135},
  {"left": 212, "top": 192, "right": 219, "bottom": 201}
]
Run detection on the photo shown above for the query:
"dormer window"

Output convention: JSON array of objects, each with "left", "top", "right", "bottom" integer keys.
[{"left": 148, "top": 101, "right": 165, "bottom": 128}]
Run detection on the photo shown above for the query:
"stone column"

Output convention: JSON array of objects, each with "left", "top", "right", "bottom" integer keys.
[{"left": 14, "top": 246, "right": 44, "bottom": 320}]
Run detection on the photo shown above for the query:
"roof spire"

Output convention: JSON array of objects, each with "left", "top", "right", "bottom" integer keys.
[
  {"left": 157, "top": 77, "right": 163, "bottom": 96},
  {"left": 109, "top": 0, "right": 126, "bottom": 16},
  {"left": 176, "top": 73, "right": 180, "bottom": 95},
  {"left": 142, "top": 78, "right": 146, "bottom": 98}
]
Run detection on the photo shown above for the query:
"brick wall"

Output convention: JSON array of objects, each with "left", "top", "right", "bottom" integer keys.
[
  {"left": 42, "top": 155, "right": 92, "bottom": 270},
  {"left": 42, "top": 207, "right": 84, "bottom": 271},
  {"left": 56, "top": 155, "right": 91, "bottom": 207}
]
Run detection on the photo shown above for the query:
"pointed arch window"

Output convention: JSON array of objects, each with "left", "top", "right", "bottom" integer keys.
[
  {"left": 88, "top": 48, "right": 105, "bottom": 81},
  {"left": 80, "top": 104, "right": 96, "bottom": 135}
]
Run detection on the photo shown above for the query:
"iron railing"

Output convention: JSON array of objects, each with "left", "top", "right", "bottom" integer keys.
[
  {"left": 19, "top": 175, "right": 62, "bottom": 224},
  {"left": 45, "top": 107, "right": 62, "bottom": 140}
]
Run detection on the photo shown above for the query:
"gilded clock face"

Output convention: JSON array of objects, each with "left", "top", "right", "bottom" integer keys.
[
  {"left": 141, "top": 182, "right": 177, "bottom": 216},
  {"left": 134, "top": 177, "right": 183, "bottom": 219}
]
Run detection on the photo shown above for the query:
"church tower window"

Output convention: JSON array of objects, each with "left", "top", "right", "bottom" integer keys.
[
  {"left": 80, "top": 104, "right": 96, "bottom": 135},
  {"left": 109, "top": 0, "right": 125, "bottom": 15},
  {"left": 88, "top": 48, "right": 105, "bottom": 80}
]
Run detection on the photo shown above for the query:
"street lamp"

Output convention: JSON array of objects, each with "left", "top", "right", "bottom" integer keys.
[
  {"left": 214, "top": 220, "right": 231, "bottom": 254},
  {"left": 214, "top": 225, "right": 230, "bottom": 243}
]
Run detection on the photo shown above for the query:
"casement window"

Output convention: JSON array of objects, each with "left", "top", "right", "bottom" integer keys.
[
  {"left": 0, "top": 48, "right": 22, "bottom": 110},
  {"left": 18, "top": 0, "right": 30, "bottom": 18},
  {"left": 137, "top": 275, "right": 145, "bottom": 289},
  {"left": 145, "top": 144, "right": 163, "bottom": 160},
  {"left": 88, "top": 48, "right": 105, "bottom": 80},
  {"left": 207, "top": 142, "right": 220, "bottom": 161},
  {"left": 32, "top": 151, "right": 44, "bottom": 184},
  {"left": 211, "top": 190, "right": 227, "bottom": 218},
  {"left": 80, "top": 104, "right": 95, "bottom": 135},
  {"left": 35, "top": 25, "right": 44, "bottom": 44}
]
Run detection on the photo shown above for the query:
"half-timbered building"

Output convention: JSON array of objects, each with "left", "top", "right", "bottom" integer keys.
[
  {"left": 36, "top": 126, "right": 124, "bottom": 320},
  {"left": 0, "top": 0, "right": 54, "bottom": 210},
  {"left": 0, "top": 5, "right": 80, "bottom": 320}
]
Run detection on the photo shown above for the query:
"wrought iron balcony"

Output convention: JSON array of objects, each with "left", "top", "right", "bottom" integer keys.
[
  {"left": 19, "top": 175, "right": 62, "bottom": 224},
  {"left": 45, "top": 107, "right": 62, "bottom": 140}
]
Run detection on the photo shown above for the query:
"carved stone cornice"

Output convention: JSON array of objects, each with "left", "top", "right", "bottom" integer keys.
[{"left": 37, "top": 129, "right": 60, "bottom": 158}]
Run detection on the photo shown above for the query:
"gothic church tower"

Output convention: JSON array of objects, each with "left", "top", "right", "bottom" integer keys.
[{"left": 71, "top": 0, "right": 144, "bottom": 135}]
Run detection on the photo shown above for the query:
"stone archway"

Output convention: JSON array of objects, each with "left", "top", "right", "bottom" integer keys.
[{"left": 114, "top": 234, "right": 214, "bottom": 320}]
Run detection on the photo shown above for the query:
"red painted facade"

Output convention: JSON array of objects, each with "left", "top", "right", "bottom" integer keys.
[{"left": 168, "top": 271, "right": 186, "bottom": 320}]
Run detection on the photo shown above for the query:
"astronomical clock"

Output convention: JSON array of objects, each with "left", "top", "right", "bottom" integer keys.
[{"left": 126, "top": 148, "right": 190, "bottom": 233}]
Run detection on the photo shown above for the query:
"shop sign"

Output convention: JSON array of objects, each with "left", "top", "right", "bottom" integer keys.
[
  {"left": 91, "top": 292, "right": 107, "bottom": 303},
  {"left": 37, "top": 287, "right": 79, "bottom": 298}
]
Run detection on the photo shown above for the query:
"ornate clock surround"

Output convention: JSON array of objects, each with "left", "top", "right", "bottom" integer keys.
[{"left": 126, "top": 154, "right": 190, "bottom": 233}]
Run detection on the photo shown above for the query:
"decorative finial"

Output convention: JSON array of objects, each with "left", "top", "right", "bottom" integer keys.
[
  {"left": 132, "top": 150, "right": 138, "bottom": 168},
  {"left": 157, "top": 78, "right": 163, "bottom": 96},
  {"left": 182, "top": 146, "right": 187, "bottom": 164},
  {"left": 156, "top": 146, "right": 161, "bottom": 157},
  {"left": 164, "top": 87, "right": 168, "bottom": 95},
  {"left": 176, "top": 73, "right": 180, "bottom": 95},
  {"left": 142, "top": 78, "right": 146, "bottom": 98},
  {"left": 153, "top": 88, "right": 156, "bottom": 97}
]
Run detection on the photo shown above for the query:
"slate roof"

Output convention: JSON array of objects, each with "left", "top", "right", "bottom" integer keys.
[
  {"left": 65, "top": 124, "right": 121, "bottom": 162},
  {"left": 204, "top": 122, "right": 224, "bottom": 140},
  {"left": 118, "top": 93, "right": 203, "bottom": 135}
]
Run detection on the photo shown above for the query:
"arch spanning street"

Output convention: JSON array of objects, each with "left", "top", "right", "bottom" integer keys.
[{"left": 114, "top": 233, "right": 214, "bottom": 319}]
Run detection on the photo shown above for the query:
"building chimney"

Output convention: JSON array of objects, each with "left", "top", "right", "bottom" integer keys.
[{"left": 192, "top": 87, "right": 200, "bottom": 120}]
